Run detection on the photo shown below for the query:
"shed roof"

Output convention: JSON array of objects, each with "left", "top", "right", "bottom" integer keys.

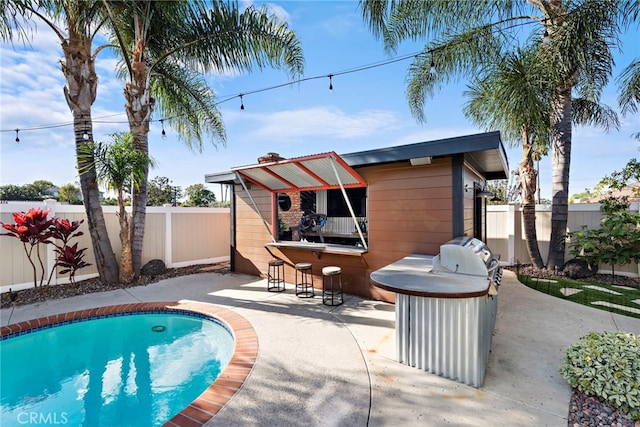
[
  {"left": 204, "top": 131, "right": 508, "bottom": 185},
  {"left": 231, "top": 152, "right": 366, "bottom": 192}
]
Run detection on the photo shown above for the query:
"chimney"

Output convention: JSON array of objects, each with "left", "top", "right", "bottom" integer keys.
[{"left": 258, "top": 152, "right": 285, "bottom": 164}]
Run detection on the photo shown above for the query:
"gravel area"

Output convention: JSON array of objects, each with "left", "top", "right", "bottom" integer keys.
[{"left": 568, "top": 389, "right": 636, "bottom": 427}]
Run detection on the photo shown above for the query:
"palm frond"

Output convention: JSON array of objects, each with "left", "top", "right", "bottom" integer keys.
[
  {"left": 617, "top": 59, "right": 640, "bottom": 115},
  {"left": 151, "top": 63, "right": 225, "bottom": 152}
]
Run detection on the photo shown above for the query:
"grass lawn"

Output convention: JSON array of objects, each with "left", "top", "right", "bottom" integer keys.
[{"left": 517, "top": 274, "right": 640, "bottom": 319}]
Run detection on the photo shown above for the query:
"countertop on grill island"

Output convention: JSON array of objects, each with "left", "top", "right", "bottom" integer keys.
[{"left": 370, "top": 254, "right": 492, "bottom": 298}]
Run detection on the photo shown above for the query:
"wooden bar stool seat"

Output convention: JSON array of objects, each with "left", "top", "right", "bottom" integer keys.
[
  {"left": 295, "top": 262, "right": 315, "bottom": 298},
  {"left": 267, "top": 259, "right": 285, "bottom": 292},
  {"left": 322, "top": 266, "right": 343, "bottom": 306}
]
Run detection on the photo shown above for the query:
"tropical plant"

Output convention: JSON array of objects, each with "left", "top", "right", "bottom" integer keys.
[
  {"left": 568, "top": 196, "right": 640, "bottom": 280},
  {"left": 47, "top": 217, "right": 90, "bottom": 285},
  {"left": 465, "top": 46, "right": 618, "bottom": 268},
  {"left": 464, "top": 46, "right": 551, "bottom": 268},
  {"left": 1, "top": 208, "right": 55, "bottom": 287},
  {"left": 103, "top": 0, "right": 304, "bottom": 276},
  {"left": 1, "top": 0, "right": 120, "bottom": 283},
  {"left": 79, "top": 132, "right": 154, "bottom": 283},
  {"left": 0, "top": 208, "right": 90, "bottom": 287},
  {"left": 559, "top": 331, "right": 640, "bottom": 421},
  {"left": 360, "top": 0, "right": 636, "bottom": 270}
]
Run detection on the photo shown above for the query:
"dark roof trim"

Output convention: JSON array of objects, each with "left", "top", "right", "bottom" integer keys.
[
  {"left": 341, "top": 131, "right": 507, "bottom": 176},
  {"left": 205, "top": 131, "right": 508, "bottom": 184}
]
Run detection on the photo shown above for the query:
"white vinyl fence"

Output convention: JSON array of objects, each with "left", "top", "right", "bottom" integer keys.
[
  {"left": 2, "top": 200, "right": 638, "bottom": 292},
  {"left": 1, "top": 200, "right": 230, "bottom": 292},
  {"left": 487, "top": 202, "right": 640, "bottom": 278}
]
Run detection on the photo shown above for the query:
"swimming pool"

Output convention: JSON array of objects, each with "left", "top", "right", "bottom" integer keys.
[{"left": 0, "top": 302, "right": 258, "bottom": 427}]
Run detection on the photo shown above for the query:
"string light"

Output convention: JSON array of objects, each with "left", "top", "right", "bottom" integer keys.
[
  {"left": 82, "top": 120, "right": 89, "bottom": 140},
  {"left": 160, "top": 118, "right": 167, "bottom": 139},
  {"left": 542, "top": 28, "right": 550, "bottom": 45},
  {"left": 2, "top": 15, "right": 555, "bottom": 138}
]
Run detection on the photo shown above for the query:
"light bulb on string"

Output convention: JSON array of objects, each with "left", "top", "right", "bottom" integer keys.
[
  {"left": 15, "top": 129, "right": 20, "bottom": 143},
  {"left": 429, "top": 55, "right": 437, "bottom": 76},
  {"left": 239, "top": 94, "right": 245, "bottom": 111},
  {"left": 160, "top": 119, "right": 167, "bottom": 139},
  {"left": 328, "top": 74, "right": 334, "bottom": 91},
  {"left": 82, "top": 120, "right": 89, "bottom": 140},
  {"left": 542, "top": 28, "right": 550, "bottom": 46}
]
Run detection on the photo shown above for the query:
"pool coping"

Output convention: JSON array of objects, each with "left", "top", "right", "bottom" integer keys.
[{"left": 0, "top": 300, "right": 258, "bottom": 427}]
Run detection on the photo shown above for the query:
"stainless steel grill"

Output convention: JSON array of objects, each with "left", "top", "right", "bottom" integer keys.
[{"left": 438, "top": 236, "right": 503, "bottom": 286}]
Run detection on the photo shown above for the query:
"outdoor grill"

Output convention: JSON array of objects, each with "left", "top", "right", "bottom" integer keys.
[
  {"left": 435, "top": 236, "right": 503, "bottom": 287},
  {"left": 370, "top": 236, "right": 503, "bottom": 387}
]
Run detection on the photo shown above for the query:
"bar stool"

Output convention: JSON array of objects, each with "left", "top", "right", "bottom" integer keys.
[
  {"left": 322, "top": 266, "right": 343, "bottom": 306},
  {"left": 295, "top": 262, "right": 314, "bottom": 298},
  {"left": 267, "top": 259, "right": 285, "bottom": 292}
]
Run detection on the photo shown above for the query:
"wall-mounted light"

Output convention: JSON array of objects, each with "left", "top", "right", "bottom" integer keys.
[
  {"left": 465, "top": 182, "right": 494, "bottom": 198},
  {"left": 410, "top": 156, "right": 432, "bottom": 166}
]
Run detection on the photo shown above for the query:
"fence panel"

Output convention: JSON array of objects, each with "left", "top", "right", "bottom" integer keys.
[{"left": 0, "top": 201, "right": 230, "bottom": 292}]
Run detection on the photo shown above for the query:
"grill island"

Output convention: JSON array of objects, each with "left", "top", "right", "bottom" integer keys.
[{"left": 370, "top": 237, "right": 502, "bottom": 387}]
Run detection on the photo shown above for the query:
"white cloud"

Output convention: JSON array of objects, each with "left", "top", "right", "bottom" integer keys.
[{"left": 232, "top": 106, "right": 400, "bottom": 141}]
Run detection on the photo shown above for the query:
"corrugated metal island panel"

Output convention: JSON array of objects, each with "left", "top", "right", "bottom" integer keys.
[{"left": 396, "top": 293, "right": 497, "bottom": 387}]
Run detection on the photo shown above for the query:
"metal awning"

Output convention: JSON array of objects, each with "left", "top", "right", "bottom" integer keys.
[{"left": 231, "top": 152, "right": 366, "bottom": 193}]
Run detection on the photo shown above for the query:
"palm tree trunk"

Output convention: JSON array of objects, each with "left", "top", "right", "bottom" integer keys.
[
  {"left": 125, "top": 37, "right": 154, "bottom": 276},
  {"left": 117, "top": 190, "right": 134, "bottom": 283},
  {"left": 547, "top": 85, "right": 573, "bottom": 271},
  {"left": 61, "top": 27, "right": 119, "bottom": 284},
  {"left": 71, "top": 113, "right": 120, "bottom": 283},
  {"left": 519, "top": 142, "right": 545, "bottom": 268}
]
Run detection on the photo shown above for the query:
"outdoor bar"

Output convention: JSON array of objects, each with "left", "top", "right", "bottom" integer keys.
[{"left": 205, "top": 131, "right": 509, "bottom": 303}]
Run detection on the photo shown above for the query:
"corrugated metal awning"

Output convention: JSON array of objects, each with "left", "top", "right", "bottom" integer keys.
[{"left": 231, "top": 152, "right": 366, "bottom": 193}]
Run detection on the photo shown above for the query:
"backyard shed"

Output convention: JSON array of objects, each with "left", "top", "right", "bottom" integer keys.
[{"left": 205, "top": 131, "right": 508, "bottom": 302}]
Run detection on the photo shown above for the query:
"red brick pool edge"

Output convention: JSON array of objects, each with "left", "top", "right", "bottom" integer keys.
[{"left": 1, "top": 301, "right": 258, "bottom": 427}]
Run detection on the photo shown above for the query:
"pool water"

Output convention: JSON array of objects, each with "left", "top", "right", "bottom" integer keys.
[{"left": 1, "top": 312, "right": 234, "bottom": 426}]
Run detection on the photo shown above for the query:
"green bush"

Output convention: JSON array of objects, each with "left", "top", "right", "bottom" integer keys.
[{"left": 559, "top": 331, "right": 640, "bottom": 421}]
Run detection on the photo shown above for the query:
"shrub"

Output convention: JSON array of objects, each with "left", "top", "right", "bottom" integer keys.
[{"left": 559, "top": 331, "right": 640, "bottom": 421}]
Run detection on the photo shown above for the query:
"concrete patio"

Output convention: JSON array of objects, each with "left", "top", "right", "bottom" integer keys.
[{"left": 1, "top": 270, "right": 638, "bottom": 426}]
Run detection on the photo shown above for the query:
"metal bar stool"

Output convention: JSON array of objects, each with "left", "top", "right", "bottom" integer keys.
[
  {"left": 295, "top": 262, "right": 314, "bottom": 298},
  {"left": 322, "top": 266, "right": 343, "bottom": 306},
  {"left": 267, "top": 259, "right": 285, "bottom": 292}
]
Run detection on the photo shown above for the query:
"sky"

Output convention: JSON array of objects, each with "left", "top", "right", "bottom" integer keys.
[{"left": 1, "top": 1, "right": 639, "bottom": 202}]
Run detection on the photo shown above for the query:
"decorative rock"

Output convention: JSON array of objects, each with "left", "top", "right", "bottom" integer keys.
[
  {"left": 564, "top": 258, "right": 596, "bottom": 279},
  {"left": 141, "top": 259, "right": 166, "bottom": 276}
]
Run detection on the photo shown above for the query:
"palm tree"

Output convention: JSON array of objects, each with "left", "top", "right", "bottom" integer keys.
[
  {"left": 464, "top": 47, "right": 552, "bottom": 268},
  {"left": 79, "top": 132, "right": 153, "bottom": 283},
  {"left": 103, "top": 0, "right": 304, "bottom": 276},
  {"left": 360, "top": 0, "right": 633, "bottom": 270},
  {"left": 465, "top": 46, "right": 619, "bottom": 268},
  {"left": 1, "top": 0, "right": 120, "bottom": 283}
]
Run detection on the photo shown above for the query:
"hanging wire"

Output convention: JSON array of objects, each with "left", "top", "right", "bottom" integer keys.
[{"left": 0, "top": 15, "right": 548, "bottom": 137}]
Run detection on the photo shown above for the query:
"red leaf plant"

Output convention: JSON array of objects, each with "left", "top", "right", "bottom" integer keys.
[
  {"left": 1, "top": 208, "right": 91, "bottom": 288},
  {"left": 54, "top": 242, "right": 90, "bottom": 285},
  {"left": 1, "top": 208, "right": 55, "bottom": 287}
]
